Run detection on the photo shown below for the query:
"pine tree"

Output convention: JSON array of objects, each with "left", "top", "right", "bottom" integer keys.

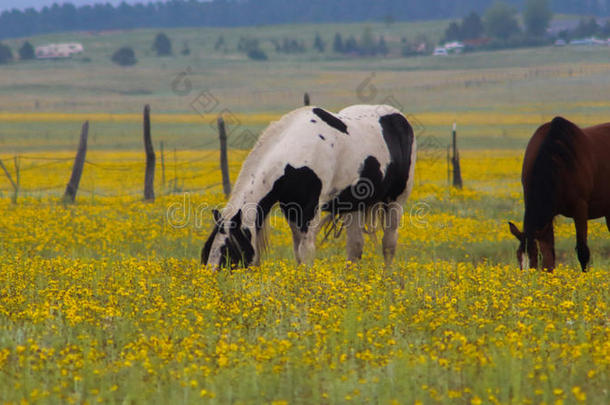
[
  {"left": 18, "top": 41, "right": 35, "bottom": 60},
  {"left": 314, "top": 33, "right": 326, "bottom": 52},
  {"left": 377, "top": 36, "right": 389, "bottom": 56},
  {"left": 153, "top": 33, "right": 172, "bottom": 56},
  {"left": 0, "top": 43, "right": 13, "bottom": 64},
  {"left": 333, "top": 33, "right": 344, "bottom": 53}
]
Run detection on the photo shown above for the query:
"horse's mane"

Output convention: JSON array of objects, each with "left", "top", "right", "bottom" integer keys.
[
  {"left": 230, "top": 106, "right": 312, "bottom": 198},
  {"left": 524, "top": 116, "right": 581, "bottom": 235}
]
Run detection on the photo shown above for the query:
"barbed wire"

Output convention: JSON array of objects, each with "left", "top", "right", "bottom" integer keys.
[
  {"left": 23, "top": 184, "right": 66, "bottom": 192},
  {"left": 0, "top": 152, "right": 229, "bottom": 199},
  {"left": 84, "top": 160, "right": 136, "bottom": 172},
  {"left": 17, "top": 155, "right": 73, "bottom": 162},
  {"left": 17, "top": 161, "right": 69, "bottom": 173}
]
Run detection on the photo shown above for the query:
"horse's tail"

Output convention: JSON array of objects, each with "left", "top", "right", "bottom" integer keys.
[
  {"left": 319, "top": 212, "right": 344, "bottom": 243},
  {"left": 524, "top": 116, "right": 581, "bottom": 235},
  {"left": 319, "top": 204, "right": 385, "bottom": 244},
  {"left": 362, "top": 204, "right": 385, "bottom": 242}
]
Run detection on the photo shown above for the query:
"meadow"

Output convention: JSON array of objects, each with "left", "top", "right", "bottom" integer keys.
[
  {"left": 1, "top": 21, "right": 610, "bottom": 405},
  {"left": 0, "top": 151, "right": 609, "bottom": 404}
]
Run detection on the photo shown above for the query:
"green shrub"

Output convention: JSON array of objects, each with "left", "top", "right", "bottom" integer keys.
[
  {"left": 0, "top": 43, "right": 13, "bottom": 64},
  {"left": 111, "top": 47, "right": 137, "bottom": 66},
  {"left": 18, "top": 41, "right": 35, "bottom": 60}
]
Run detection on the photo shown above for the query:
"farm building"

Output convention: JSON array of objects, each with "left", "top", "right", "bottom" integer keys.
[{"left": 35, "top": 43, "right": 84, "bottom": 59}]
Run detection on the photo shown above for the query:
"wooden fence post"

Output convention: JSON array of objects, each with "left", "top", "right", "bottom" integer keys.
[
  {"left": 13, "top": 156, "right": 20, "bottom": 203},
  {"left": 218, "top": 116, "right": 231, "bottom": 198},
  {"left": 304, "top": 92, "right": 311, "bottom": 106},
  {"left": 0, "top": 158, "right": 18, "bottom": 203},
  {"left": 63, "top": 121, "right": 89, "bottom": 203},
  {"left": 446, "top": 145, "right": 451, "bottom": 186},
  {"left": 143, "top": 104, "right": 156, "bottom": 202},
  {"left": 160, "top": 140, "right": 165, "bottom": 191},
  {"left": 173, "top": 148, "right": 178, "bottom": 193},
  {"left": 451, "top": 122, "right": 463, "bottom": 189}
]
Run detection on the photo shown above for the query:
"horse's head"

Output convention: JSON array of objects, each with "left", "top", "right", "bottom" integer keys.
[
  {"left": 508, "top": 222, "right": 555, "bottom": 271},
  {"left": 201, "top": 209, "right": 256, "bottom": 269}
]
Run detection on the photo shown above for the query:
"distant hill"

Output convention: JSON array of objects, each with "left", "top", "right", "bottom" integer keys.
[{"left": 1, "top": 0, "right": 609, "bottom": 40}]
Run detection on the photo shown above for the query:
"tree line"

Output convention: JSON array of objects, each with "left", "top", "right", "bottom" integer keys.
[
  {"left": 0, "top": 32, "right": 176, "bottom": 65},
  {"left": 441, "top": 0, "right": 610, "bottom": 51},
  {"left": 0, "top": 41, "right": 34, "bottom": 64},
  {"left": 1, "top": 0, "right": 610, "bottom": 40},
  {"left": 442, "top": 0, "right": 553, "bottom": 48}
]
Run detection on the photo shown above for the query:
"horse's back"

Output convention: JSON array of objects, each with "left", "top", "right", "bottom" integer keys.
[
  {"left": 583, "top": 122, "right": 610, "bottom": 142},
  {"left": 523, "top": 117, "right": 610, "bottom": 220},
  {"left": 246, "top": 105, "right": 416, "bottom": 212},
  {"left": 267, "top": 105, "right": 414, "bottom": 183},
  {"left": 583, "top": 122, "right": 610, "bottom": 174},
  {"left": 334, "top": 105, "right": 416, "bottom": 198}
]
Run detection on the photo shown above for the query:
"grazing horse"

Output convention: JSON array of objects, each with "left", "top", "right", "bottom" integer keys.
[
  {"left": 509, "top": 116, "right": 610, "bottom": 272},
  {"left": 202, "top": 105, "right": 417, "bottom": 269}
]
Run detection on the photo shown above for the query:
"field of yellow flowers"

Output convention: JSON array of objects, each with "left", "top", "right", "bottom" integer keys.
[{"left": 0, "top": 149, "right": 608, "bottom": 404}]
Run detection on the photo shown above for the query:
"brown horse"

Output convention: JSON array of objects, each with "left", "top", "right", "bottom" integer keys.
[{"left": 509, "top": 116, "right": 610, "bottom": 272}]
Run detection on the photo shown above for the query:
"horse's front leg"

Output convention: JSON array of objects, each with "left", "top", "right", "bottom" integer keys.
[
  {"left": 382, "top": 201, "right": 403, "bottom": 267},
  {"left": 574, "top": 204, "right": 590, "bottom": 272},
  {"left": 345, "top": 210, "right": 365, "bottom": 263},
  {"left": 296, "top": 209, "right": 320, "bottom": 266},
  {"left": 538, "top": 222, "right": 556, "bottom": 272}
]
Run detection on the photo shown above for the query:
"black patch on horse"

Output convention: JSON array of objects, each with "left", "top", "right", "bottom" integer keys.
[
  {"left": 202, "top": 210, "right": 255, "bottom": 268},
  {"left": 257, "top": 165, "right": 323, "bottom": 233},
  {"left": 378, "top": 113, "right": 415, "bottom": 201},
  {"left": 221, "top": 210, "right": 255, "bottom": 268},
  {"left": 318, "top": 134, "right": 325, "bottom": 140},
  {"left": 524, "top": 116, "right": 579, "bottom": 236},
  {"left": 322, "top": 114, "right": 414, "bottom": 215},
  {"left": 201, "top": 223, "right": 219, "bottom": 264},
  {"left": 322, "top": 156, "right": 383, "bottom": 214},
  {"left": 313, "top": 108, "right": 349, "bottom": 134}
]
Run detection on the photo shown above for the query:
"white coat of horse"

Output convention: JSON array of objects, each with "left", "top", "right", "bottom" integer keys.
[{"left": 202, "top": 105, "right": 417, "bottom": 268}]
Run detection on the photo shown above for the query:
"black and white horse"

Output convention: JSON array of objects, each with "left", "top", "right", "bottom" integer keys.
[{"left": 202, "top": 105, "right": 417, "bottom": 268}]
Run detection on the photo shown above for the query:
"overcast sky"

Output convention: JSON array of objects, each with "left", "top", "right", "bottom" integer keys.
[{"left": 0, "top": 1, "right": 152, "bottom": 12}]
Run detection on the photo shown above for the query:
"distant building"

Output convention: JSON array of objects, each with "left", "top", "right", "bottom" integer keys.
[
  {"left": 463, "top": 38, "right": 490, "bottom": 48},
  {"left": 434, "top": 41, "right": 465, "bottom": 56},
  {"left": 35, "top": 43, "right": 84, "bottom": 59},
  {"left": 569, "top": 37, "right": 606, "bottom": 46},
  {"left": 433, "top": 47, "right": 448, "bottom": 56},
  {"left": 443, "top": 41, "right": 465, "bottom": 54}
]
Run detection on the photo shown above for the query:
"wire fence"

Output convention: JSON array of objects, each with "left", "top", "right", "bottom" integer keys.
[{"left": 0, "top": 147, "right": 239, "bottom": 200}]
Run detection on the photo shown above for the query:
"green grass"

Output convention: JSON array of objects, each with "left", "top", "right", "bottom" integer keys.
[
  {"left": 1, "top": 20, "right": 610, "bottom": 117},
  {"left": 1, "top": 21, "right": 610, "bottom": 154}
]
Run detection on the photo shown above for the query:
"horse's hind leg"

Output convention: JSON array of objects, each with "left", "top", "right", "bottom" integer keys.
[
  {"left": 345, "top": 211, "right": 365, "bottom": 263},
  {"left": 574, "top": 203, "right": 590, "bottom": 272},
  {"left": 382, "top": 201, "right": 403, "bottom": 267}
]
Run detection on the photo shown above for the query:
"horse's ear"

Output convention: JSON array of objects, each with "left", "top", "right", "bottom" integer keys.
[
  {"left": 508, "top": 222, "right": 524, "bottom": 241},
  {"left": 231, "top": 209, "right": 243, "bottom": 228},
  {"left": 212, "top": 209, "right": 221, "bottom": 224}
]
